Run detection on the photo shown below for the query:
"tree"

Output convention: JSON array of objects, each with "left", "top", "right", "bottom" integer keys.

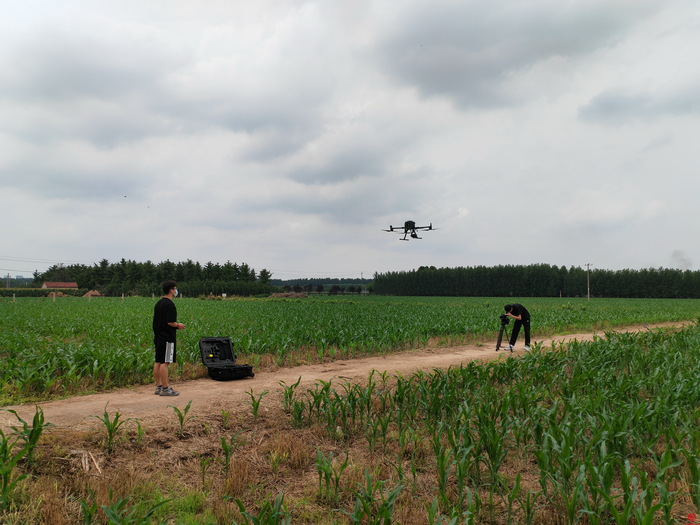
[
  {"left": 258, "top": 269, "right": 272, "bottom": 284},
  {"left": 316, "top": 284, "right": 324, "bottom": 294},
  {"left": 348, "top": 285, "right": 356, "bottom": 294}
]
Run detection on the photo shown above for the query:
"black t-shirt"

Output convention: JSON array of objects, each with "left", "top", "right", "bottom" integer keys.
[
  {"left": 153, "top": 297, "right": 177, "bottom": 343},
  {"left": 508, "top": 303, "right": 530, "bottom": 319}
]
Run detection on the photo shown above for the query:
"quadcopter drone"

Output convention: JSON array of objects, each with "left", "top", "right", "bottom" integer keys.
[{"left": 383, "top": 220, "right": 437, "bottom": 241}]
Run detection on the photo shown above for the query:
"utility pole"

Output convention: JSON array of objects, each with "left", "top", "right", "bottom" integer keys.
[{"left": 586, "top": 263, "right": 591, "bottom": 302}]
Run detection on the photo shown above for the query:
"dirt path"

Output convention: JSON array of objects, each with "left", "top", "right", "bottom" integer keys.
[{"left": 1, "top": 322, "right": 689, "bottom": 432}]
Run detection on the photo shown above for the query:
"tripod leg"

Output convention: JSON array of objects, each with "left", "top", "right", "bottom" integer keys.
[{"left": 496, "top": 325, "right": 505, "bottom": 351}]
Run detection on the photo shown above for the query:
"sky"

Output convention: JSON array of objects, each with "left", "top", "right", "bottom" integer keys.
[{"left": 1, "top": 0, "right": 699, "bottom": 280}]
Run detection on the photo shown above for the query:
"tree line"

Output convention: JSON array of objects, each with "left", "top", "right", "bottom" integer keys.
[
  {"left": 281, "top": 283, "right": 365, "bottom": 294},
  {"left": 271, "top": 277, "right": 367, "bottom": 287},
  {"left": 372, "top": 264, "right": 700, "bottom": 298},
  {"left": 34, "top": 259, "right": 275, "bottom": 297}
]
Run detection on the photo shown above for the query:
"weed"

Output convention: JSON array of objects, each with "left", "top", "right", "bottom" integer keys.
[
  {"left": 233, "top": 491, "right": 291, "bottom": 525},
  {"left": 101, "top": 488, "right": 172, "bottom": 525},
  {"left": 76, "top": 487, "right": 98, "bottom": 525}
]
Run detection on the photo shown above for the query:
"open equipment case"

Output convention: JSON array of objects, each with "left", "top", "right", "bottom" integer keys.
[{"left": 198, "top": 337, "right": 254, "bottom": 381}]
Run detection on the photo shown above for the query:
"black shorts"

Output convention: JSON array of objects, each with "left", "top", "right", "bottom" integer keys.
[{"left": 155, "top": 339, "right": 177, "bottom": 364}]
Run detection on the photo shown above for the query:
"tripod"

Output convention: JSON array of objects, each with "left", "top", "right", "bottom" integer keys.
[{"left": 495, "top": 317, "right": 511, "bottom": 352}]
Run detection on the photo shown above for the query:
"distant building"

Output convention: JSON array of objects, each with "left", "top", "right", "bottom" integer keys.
[
  {"left": 15, "top": 275, "right": 23, "bottom": 279},
  {"left": 42, "top": 282, "right": 79, "bottom": 289}
]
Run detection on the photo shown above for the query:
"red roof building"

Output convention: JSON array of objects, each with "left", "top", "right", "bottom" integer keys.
[{"left": 42, "top": 282, "right": 79, "bottom": 289}]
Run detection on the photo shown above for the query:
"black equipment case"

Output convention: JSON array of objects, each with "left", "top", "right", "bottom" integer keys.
[{"left": 198, "top": 337, "right": 254, "bottom": 381}]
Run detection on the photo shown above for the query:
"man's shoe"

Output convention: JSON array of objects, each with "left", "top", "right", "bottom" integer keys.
[
  {"left": 159, "top": 386, "right": 179, "bottom": 397},
  {"left": 154, "top": 385, "right": 162, "bottom": 395},
  {"left": 524, "top": 346, "right": 531, "bottom": 352},
  {"left": 506, "top": 344, "right": 514, "bottom": 352}
]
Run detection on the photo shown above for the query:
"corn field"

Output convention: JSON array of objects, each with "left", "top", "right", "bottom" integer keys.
[
  {"left": 0, "top": 296, "right": 699, "bottom": 400},
  {"left": 280, "top": 323, "right": 700, "bottom": 523}
]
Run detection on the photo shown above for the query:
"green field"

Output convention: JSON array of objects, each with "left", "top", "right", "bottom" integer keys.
[
  {"left": 2, "top": 318, "right": 700, "bottom": 523},
  {"left": 1, "top": 296, "right": 699, "bottom": 403}
]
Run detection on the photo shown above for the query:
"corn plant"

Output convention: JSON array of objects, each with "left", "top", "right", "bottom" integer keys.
[
  {"left": 278, "top": 377, "right": 301, "bottom": 414},
  {"left": 168, "top": 400, "right": 196, "bottom": 439},
  {"left": 313, "top": 448, "right": 349, "bottom": 503},
  {"left": 432, "top": 431, "right": 454, "bottom": 511},
  {"left": 192, "top": 452, "right": 215, "bottom": 488},
  {"left": 344, "top": 468, "right": 403, "bottom": 525},
  {"left": 3, "top": 405, "right": 53, "bottom": 466},
  {"left": 246, "top": 389, "right": 269, "bottom": 422},
  {"left": 221, "top": 409, "right": 231, "bottom": 430},
  {"left": 219, "top": 430, "right": 246, "bottom": 478},
  {"left": 425, "top": 497, "right": 460, "bottom": 525},
  {"left": 290, "top": 399, "right": 306, "bottom": 428},
  {"left": 0, "top": 429, "right": 28, "bottom": 511},
  {"left": 88, "top": 402, "right": 136, "bottom": 454}
]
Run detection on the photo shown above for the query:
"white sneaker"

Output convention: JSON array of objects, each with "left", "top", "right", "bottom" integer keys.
[
  {"left": 505, "top": 344, "right": 514, "bottom": 352},
  {"left": 524, "top": 346, "right": 530, "bottom": 352}
]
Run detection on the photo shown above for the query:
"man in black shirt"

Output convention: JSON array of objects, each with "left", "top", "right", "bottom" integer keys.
[
  {"left": 504, "top": 303, "right": 530, "bottom": 352},
  {"left": 153, "top": 280, "right": 185, "bottom": 396}
]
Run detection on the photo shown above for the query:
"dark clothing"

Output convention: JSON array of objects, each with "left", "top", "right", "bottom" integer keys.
[
  {"left": 155, "top": 339, "right": 176, "bottom": 364},
  {"left": 508, "top": 303, "right": 530, "bottom": 320},
  {"left": 507, "top": 303, "right": 531, "bottom": 346},
  {"left": 153, "top": 298, "right": 177, "bottom": 343}
]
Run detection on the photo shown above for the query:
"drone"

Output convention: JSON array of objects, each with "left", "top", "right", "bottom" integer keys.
[{"left": 383, "top": 220, "right": 437, "bottom": 241}]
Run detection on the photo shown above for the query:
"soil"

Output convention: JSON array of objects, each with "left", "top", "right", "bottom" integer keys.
[{"left": 1, "top": 321, "right": 689, "bottom": 432}]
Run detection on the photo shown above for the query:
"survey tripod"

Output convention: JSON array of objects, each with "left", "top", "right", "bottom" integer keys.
[{"left": 495, "top": 314, "right": 512, "bottom": 352}]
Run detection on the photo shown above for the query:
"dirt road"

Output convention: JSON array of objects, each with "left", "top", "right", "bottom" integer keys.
[{"left": 1, "top": 322, "right": 687, "bottom": 431}]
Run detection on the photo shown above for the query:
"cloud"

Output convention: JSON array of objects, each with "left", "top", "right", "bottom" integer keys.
[
  {"left": 670, "top": 250, "right": 692, "bottom": 270},
  {"left": 375, "top": 0, "right": 658, "bottom": 108},
  {"left": 579, "top": 85, "right": 700, "bottom": 123},
  {"left": 641, "top": 132, "right": 674, "bottom": 152},
  {"left": 559, "top": 190, "right": 665, "bottom": 230}
]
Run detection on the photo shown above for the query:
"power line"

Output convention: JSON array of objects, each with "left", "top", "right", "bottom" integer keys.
[
  {"left": 0, "top": 255, "right": 96, "bottom": 264},
  {"left": 0, "top": 268, "right": 36, "bottom": 273},
  {"left": 269, "top": 269, "right": 366, "bottom": 277}
]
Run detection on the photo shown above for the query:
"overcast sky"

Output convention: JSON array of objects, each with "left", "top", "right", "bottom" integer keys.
[{"left": 2, "top": 1, "right": 699, "bottom": 280}]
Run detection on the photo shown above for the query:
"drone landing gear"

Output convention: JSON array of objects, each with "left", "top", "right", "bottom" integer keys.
[{"left": 495, "top": 322, "right": 511, "bottom": 352}]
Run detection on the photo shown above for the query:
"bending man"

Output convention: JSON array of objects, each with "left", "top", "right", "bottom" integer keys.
[{"left": 504, "top": 303, "right": 530, "bottom": 352}]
